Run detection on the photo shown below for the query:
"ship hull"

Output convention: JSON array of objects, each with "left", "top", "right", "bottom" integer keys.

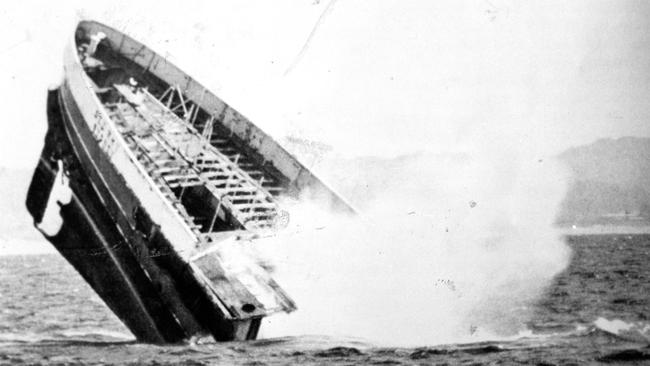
[
  {"left": 25, "top": 19, "right": 353, "bottom": 344},
  {"left": 26, "top": 89, "right": 259, "bottom": 343}
]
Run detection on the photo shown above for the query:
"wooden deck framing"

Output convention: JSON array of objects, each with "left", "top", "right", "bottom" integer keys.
[{"left": 104, "top": 83, "right": 284, "bottom": 233}]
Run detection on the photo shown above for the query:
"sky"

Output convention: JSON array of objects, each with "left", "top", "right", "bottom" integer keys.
[{"left": 0, "top": 0, "right": 649, "bottom": 170}]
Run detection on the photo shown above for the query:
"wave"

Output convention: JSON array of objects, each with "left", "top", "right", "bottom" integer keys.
[
  {"left": 0, "top": 328, "right": 134, "bottom": 345},
  {"left": 593, "top": 317, "right": 650, "bottom": 343}
]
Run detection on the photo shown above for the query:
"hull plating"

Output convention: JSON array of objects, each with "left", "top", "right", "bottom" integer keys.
[{"left": 26, "top": 89, "right": 259, "bottom": 343}]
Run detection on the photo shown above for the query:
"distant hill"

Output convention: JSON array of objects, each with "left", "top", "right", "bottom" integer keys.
[{"left": 557, "top": 137, "right": 650, "bottom": 226}]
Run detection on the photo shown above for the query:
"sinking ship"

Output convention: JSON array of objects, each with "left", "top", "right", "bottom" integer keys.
[{"left": 25, "top": 20, "right": 353, "bottom": 343}]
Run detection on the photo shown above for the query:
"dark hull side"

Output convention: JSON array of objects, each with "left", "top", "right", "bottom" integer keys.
[{"left": 26, "top": 89, "right": 260, "bottom": 343}]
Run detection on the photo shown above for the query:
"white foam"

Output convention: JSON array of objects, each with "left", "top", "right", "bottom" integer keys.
[
  {"left": 258, "top": 153, "right": 572, "bottom": 346},
  {"left": 594, "top": 317, "right": 650, "bottom": 343}
]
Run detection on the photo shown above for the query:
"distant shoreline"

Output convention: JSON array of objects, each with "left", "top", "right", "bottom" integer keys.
[{"left": 558, "top": 225, "right": 650, "bottom": 235}]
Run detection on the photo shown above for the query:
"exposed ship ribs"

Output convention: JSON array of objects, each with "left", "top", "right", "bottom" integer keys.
[{"left": 103, "top": 84, "right": 282, "bottom": 232}]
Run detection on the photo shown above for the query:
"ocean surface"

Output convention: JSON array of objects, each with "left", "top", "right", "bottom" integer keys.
[{"left": 1, "top": 234, "right": 649, "bottom": 365}]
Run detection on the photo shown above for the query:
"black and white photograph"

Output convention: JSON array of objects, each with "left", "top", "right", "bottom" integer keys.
[{"left": 0, "top": 1, "right": 649, "bottom": 364}]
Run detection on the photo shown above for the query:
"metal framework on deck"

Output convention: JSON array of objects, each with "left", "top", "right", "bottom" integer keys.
[{"left": 103, "top": 83, "right": 285, "bottom": 234}]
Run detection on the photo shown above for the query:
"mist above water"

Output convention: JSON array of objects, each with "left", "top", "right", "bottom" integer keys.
[{"left": 257, "top": 149, "right": 571, "bottom": 346}]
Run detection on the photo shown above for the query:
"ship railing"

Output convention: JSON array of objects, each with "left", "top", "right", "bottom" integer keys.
[{"left": 125, "top": 134, "right": 204, "bottom": 234}]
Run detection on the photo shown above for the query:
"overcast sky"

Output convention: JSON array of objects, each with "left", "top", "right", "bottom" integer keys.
[{"left": 1, "top": 0, "right": 649, "bottom": 169}]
